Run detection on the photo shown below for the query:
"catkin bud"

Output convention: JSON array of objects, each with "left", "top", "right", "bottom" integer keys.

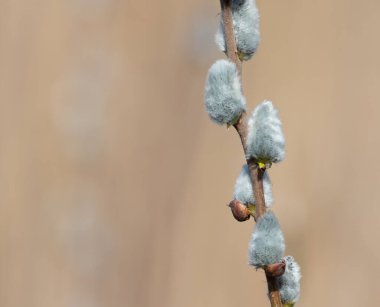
[
  {"left": 246, "top": 100, "right": 285, "bottom": 164},
  {"left": 233, "top": 164, "right": 273, "bottom": 207},
  {"left": 248, "top": 211, "right": 285, "bottom": 268},
  {"left": 204, "top": 60, "right": 246, "bottom": 126},
  {"left": 215, "top": 0, "right": 260, "bottom": 61}
]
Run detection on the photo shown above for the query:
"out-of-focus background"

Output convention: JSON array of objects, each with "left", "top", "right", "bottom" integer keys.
[{"left": 0, "top": 0, "right": 379, "bottom": 306}]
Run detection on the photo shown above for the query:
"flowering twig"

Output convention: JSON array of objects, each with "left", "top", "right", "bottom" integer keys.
[
  {"left": 219, "top": 0, "right": 282, "bottom": 305},
  {"left": 204, "top": 1, "right": 301, "bottom": 306}
]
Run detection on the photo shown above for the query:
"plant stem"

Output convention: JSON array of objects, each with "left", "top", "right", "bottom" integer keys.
[{"left": 219, "top": 1, "right": 283, "bottom": 306}]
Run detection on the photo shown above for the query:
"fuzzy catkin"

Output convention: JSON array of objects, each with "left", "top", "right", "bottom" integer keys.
[
  {"left": 279, "top": 256, "right": 301, "bottom": 304},
  {"left": 204, "top": 59, "right": 246, "bottom": 125},
  {"left": 215, "top": 0, "right": 260, "bottom": 60},
  {"left": 248, "top": 211, "right": 285, "bottom": 268},
  {"left": 233, "top": 164, "right": 273, "bottom": 207},
  {"left": 246, "top": 100, "right": 285, "bottom": 163}
]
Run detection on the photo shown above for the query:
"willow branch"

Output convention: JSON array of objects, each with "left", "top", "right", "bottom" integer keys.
[{"left": 219, "top": 1, "right": 282, "bottom": 306}]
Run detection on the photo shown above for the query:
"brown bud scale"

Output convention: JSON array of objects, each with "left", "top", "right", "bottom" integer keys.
[
  {"left": 265, "top": 260, "right": 286, "bottom": 278},
  {"left": 228, "top": 199, "right": 250, "bottom": 222}
]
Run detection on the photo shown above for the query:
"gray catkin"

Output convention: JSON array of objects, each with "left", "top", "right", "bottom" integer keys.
[
  {"left": 215, "top": 0, "right": 260, "bottom": 60},
  {"left": 279, "top": 256, "right": 301, "bottom": 304},
  {"left": 246, "top": 100, "right": 285, "bottom": 163},
  {"left": 204, "top": 59, "right": 246, "bottom": 125},
  {"left": 248, "top": 211, "right": 285, "bottom": 268},
  {"left": 233, "top": 164, "right": 273, "bottom": 207}
]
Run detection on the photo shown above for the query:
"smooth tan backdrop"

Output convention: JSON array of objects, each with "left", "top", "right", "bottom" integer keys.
[{"left": 0, "top": 0, "right": 379, "bottom": 306}]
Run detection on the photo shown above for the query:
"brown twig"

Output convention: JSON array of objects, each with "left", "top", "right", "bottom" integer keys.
[{"left": 219, "top": 0, "right": 283, "bottom": 306}]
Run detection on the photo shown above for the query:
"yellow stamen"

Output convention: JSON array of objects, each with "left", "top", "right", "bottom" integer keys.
[
  {"left": 247, "top": 204, "right": 256, "bottom": 216},
  {"left": 258, "top": 162, "right": 266, "bottom": 169}
]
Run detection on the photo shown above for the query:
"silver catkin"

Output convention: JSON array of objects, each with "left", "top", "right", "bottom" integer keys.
[
  {"left": 204, "top": 59, "right": 246, "bottom": 125},
  {"left": 233, "top": 164, "right": 273, "bottom": 207},
  {"left": 215, "top": 0, "right": 260, "bottom": 60},
  {"left": 279, "top": 256, "right": 301, "bottom": 305},
  {"left": 246, "top": 100, "right": 285, "bottom": 163},
  {"left": 248, "top": 211, "right": 285, "bottom": 268}
]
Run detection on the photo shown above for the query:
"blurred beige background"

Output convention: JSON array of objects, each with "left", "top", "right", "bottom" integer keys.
[{"left": 0, "top": 0, "right": 379, "bottom": 306}]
